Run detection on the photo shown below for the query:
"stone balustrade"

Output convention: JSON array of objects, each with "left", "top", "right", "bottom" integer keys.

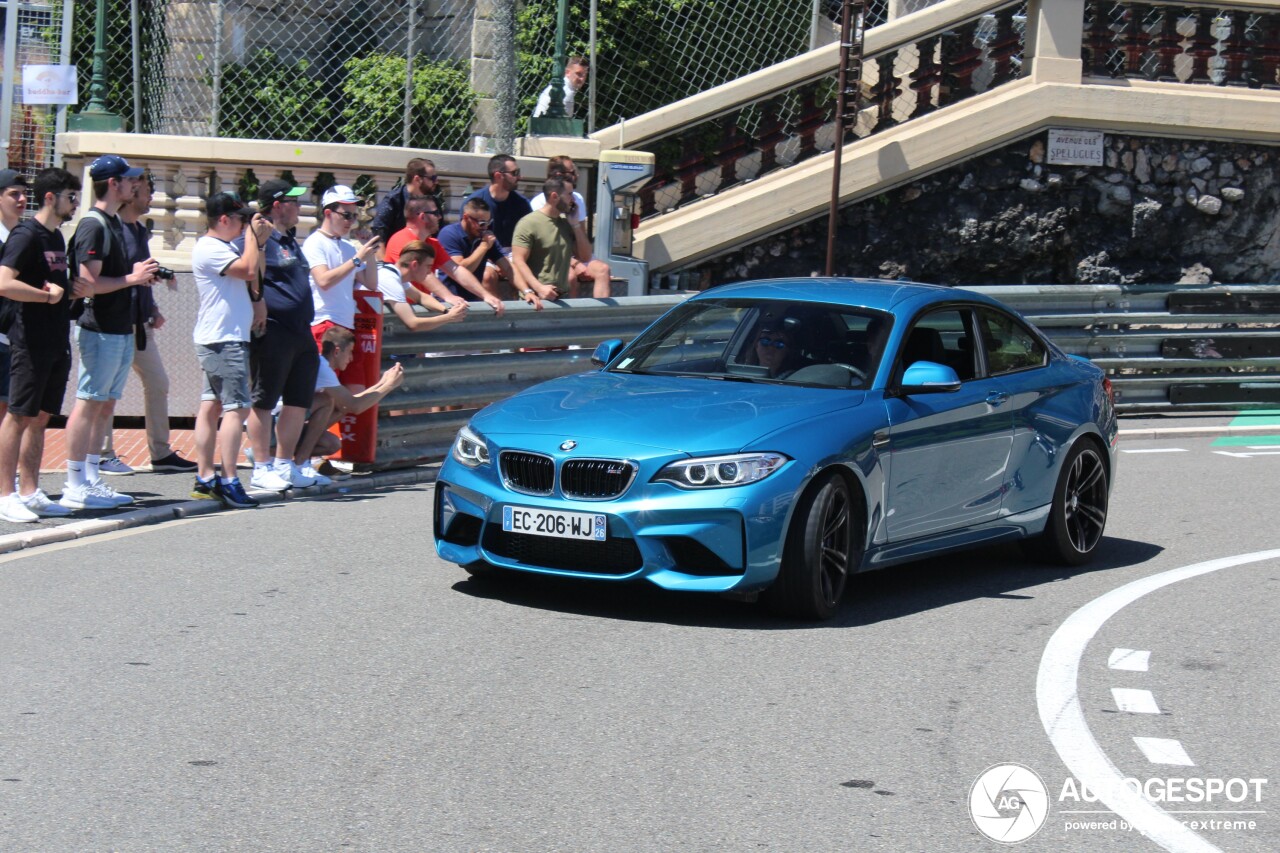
[{"left": 58, "top": 133, "right": 550, "bottom": 269}]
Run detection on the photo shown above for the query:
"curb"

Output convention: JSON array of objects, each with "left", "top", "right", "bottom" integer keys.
[
  {"left": 0, "top": 465, "right": 440, "bottom": 556},
  {"left": 1117, "top": 423, "right": 1280, "bottom": 440},
  {"left": 0, "top": 422, "right": 1272, "bottom": 554}
]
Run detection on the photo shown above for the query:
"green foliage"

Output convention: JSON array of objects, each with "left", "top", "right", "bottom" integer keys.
[
  {"left": 515, "top": 0, "right": 814, "bottom": 131},
  {"left": 215, "top": 50, "right": 332, "bottom": 142},
  {"left": 341, "top": 54, "right": 477, "bottom": 151}
]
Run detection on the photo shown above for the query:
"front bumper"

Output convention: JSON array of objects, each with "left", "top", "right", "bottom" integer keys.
[{"left": 433, "top": 458, "right": 806, "bottom": 593}]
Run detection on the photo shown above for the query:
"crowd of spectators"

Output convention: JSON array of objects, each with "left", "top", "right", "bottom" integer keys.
[{"left": 0, "top": 136, "right": 611, "bottom": 517}]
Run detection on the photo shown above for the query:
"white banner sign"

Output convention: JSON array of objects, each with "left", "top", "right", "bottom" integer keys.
[
  {"left": 1047, "top": 129, "right": 1105, "bottom": 167},
  {"left": 22, "top": 65, "right": 78, "bottom": 106}
]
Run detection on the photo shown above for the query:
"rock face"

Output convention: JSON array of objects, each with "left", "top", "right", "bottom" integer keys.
[{"left": 693, "top": 134, "right": 1280, "bottom": 285}]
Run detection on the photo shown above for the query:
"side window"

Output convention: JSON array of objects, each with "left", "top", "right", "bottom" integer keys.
[
  {"left": 979, "top": 308, "right": 1047, "bottom": 375},
  {"left": 899, "top": 308, "right": 978, "bottom": 381}
]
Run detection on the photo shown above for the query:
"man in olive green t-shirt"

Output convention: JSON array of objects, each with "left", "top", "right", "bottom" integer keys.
[{"left": 510, "top": 176, "right": 591, "bottom": 306}]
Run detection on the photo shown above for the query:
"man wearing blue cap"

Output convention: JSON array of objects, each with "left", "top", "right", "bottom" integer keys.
[{"left": 60, "top": 154, "right": 159, "bottom": 510}]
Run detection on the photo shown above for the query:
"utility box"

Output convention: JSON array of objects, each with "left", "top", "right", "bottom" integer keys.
[{"left": 593, "top": 149, "right": 655, "bottom": 296}]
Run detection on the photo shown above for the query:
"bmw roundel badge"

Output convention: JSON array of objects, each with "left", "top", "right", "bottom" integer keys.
[{"left": 560, "top": 440, "right": 577, "bottom": 451}]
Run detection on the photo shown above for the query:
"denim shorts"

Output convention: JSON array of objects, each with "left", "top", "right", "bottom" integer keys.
[
  {"left": 197, "top": 340, "right": 252, "bottom": 410},
  {"left": 75, "top": 328, "right": 135, "bottom": 402}
]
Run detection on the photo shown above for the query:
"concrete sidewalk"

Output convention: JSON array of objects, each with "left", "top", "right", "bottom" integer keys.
[{"left": 3, "top": 413, "right": 1277, "bottom": 553}]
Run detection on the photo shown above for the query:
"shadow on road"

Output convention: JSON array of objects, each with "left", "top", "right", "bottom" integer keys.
[{"left": 450, "top": 535, "right": 1164, "bottom": 629}]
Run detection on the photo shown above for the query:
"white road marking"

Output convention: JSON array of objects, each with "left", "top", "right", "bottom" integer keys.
[
  {"left": 1112, "top": 688, "right": 1161, "bottom": 714},
  {"left": 1134, "top": 737, "right": 1195, "bottom": 766},
  {"left": 1213, "top": 450, "right": 1280, "bottom": 458},
  {"left": 1038, "top": 549, "right": 1280, "bottom": 853},
  {"left": 1108, "top": 648, "right": 1150, "bottom": 671},
  {"left": 1120, "top": 448, "right": 1188, "bottom": 454},
  {"left": 1247, "top": 445, "right": 1280, "bottom": 450}
]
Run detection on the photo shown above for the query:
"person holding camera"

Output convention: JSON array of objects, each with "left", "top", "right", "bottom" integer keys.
[
  {"left": 97, "top": 173, "right": 196, "bottom": 475},
  {"left": 189, "top": 192, "right": 271, "bottom": 509},
  {"left": 61, "top": 155, "right": 159, "bottom": 510}
]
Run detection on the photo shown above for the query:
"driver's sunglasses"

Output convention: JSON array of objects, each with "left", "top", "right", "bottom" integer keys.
[{"left": 757, "top": 337, "right": 788, "bottom": 349}]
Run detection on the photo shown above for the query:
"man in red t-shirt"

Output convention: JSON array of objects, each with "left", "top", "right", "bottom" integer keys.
[{"left": 384, "top": 196, "right": 504, "bottom": 317}]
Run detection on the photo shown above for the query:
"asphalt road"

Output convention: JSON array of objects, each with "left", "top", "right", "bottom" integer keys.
[{"left": 0, "top": 435, "right": 1277, "bottom": 852}]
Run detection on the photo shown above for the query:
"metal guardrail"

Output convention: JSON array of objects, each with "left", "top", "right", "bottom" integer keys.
[{"left": 371, "top": 285, "right": 1280, "bottom": 468}]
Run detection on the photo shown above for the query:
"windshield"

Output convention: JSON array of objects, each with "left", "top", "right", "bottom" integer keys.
[{"left": 610, "top": 299, "right": 893, "bottom": 389}]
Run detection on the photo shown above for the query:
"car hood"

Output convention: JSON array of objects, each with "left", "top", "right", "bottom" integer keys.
[{"left": 471, "top": 371, "right": 866, "bottom": 454}]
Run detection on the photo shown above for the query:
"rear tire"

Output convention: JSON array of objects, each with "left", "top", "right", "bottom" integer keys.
[
  {"left": 767, "top": 471, "right": 862, "bottom": 621},
  {"left": 1026, "top": 440, "right": 1109, "bottom": 566}
]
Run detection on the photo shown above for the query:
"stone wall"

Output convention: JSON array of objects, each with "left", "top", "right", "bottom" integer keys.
[{"left": 692, "top": 133, "right": 1280, "bottom": 286}]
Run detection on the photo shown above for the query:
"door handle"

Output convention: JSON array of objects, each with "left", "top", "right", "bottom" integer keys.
[{"left": 985, "top": 391, "right": 1010, "bottom": 406}]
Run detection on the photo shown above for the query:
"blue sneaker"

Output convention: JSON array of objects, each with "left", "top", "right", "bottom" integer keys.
[{"left": 216, "top": 478, "right": 259, "bottom": 509}]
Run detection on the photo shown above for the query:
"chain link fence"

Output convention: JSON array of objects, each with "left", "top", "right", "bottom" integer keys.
[
  {"left": 59, "top": 0, "right": 941, "bottom": 153},
  {"left": 2, "top": 0, "right": 69, "bottom": 183}
]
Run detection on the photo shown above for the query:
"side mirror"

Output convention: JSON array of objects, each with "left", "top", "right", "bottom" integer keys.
[
  {"left": 898, "top": 361, "right": 962, "bottom": 394},
  {"left": 592, "top": 338, "right": 625, "bottom": 367}
]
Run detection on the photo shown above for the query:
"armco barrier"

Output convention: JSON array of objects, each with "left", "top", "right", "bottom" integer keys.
[{"left": 369, "top": 285, "right": 1280, "bottom": 469}]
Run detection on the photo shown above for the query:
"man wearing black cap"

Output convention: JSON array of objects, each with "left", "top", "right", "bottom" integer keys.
[
  {"left": 60, "top": 154, "right": 159, "bottom": 511},
  {"left": 0, "top": 168, "right": 32, "bottom": 427},
  {"left": 235, "top": 177, "right": 321, "bottom": 489}
]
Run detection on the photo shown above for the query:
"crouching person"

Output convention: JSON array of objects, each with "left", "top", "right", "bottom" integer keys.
[{"left": 293, "top": 326, "right": 404, "bottom": 483}]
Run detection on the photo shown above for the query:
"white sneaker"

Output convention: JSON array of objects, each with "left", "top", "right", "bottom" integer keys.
[
  {"left": 277, "top": 461, "right": 315, "bottom": 488},
  {"left": 0, "top": 492, "right": 40, "bottom": 523},
  {"left": 59, "top": 482, "right": 120, "bottom": 510},
  {"left": 297, "top": 464, "right": 332, "bottom": 487},
  {"left": 21, "top": 489, "right": 73, "bottom": 518},
  {"left": 249, "top": 466, "right": 292, "bottom": 491},
  {"left": 98, "top": 455, "right": 135, "bottom": 476},
  {"left": 89, "top": 479, "right": 134, "bottom": 507}
]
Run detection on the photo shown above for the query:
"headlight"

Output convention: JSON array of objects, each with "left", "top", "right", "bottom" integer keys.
[
  {"left": 452, "top": 425, "right": 491, "bottom": 468},
  {"left": 653, "top": 452, "right": 788, "bottom": 489}
]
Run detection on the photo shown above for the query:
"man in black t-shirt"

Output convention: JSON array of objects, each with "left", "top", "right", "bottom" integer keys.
[
  {"left": 0, "top": 168, "right": 85, "bottom": 522},
  {"left": 61, "top": 155, "right": 159, "bottom": 511},
  {"left": 234, "top": 178, "right": 320, "bottom": 489}
]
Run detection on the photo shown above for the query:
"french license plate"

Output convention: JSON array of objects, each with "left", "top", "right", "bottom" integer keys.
[{"left": 502, "top": 505, "right": 607, "bottom": 541}]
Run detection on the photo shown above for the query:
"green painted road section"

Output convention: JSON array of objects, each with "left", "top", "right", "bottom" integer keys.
[{"left": 1213, "top": 410, "right": 1280, "bottom": 446}]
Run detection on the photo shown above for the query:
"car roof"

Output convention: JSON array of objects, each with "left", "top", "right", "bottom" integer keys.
[{"left": 688, "top": 277, "right": 1005, "bottom": 314}]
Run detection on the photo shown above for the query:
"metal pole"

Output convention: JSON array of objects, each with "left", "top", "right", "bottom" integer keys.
[
  {"left": 403, "top": 0, "right": 416, "bottom": 148},
  {"left": 131, "top": 0, "right": 142, "bottom": 132},
  {"left": 1, "top": 0, "right": 19, "bottom": 168},
  {"left": 55, "top": 0, "right": 74, "bottom": 164},
  {"left": 826, "top": 0, "right": 855, "bottom": 277},
  {"left": 811, "top": 0, "right": 823, "bottom": 51},
  {"left": 211, "top": 0, "right": 224, "bottom": 136},
  {"left": 588, "top": 0, "right": 597, "bottom": 133}
]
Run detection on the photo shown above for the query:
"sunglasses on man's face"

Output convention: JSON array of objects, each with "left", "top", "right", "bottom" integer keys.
[
  {"left": 332, "top": 211, "right": 358, "bottom": 222},
  {"left": 757, "top": 337, "right": 789, "bottom": 350},
  {"left": 465, "top": 213, "right": 491, "bottom": 228}
]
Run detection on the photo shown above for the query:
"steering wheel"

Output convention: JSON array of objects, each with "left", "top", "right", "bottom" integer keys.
[{"left": 831, "top": 363, "right": 867, "bottom": 384}]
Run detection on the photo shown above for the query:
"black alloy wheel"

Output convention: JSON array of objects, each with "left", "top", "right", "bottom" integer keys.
[
  {"left": 1029, "top": 440, "right": 1109, "bottom": 566},
  {"left": 768, "top": 471, "right": 861, "bottom": 621}
]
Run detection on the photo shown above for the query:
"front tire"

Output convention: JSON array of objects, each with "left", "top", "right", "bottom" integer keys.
[
  {"left": 1028, "top": 440, "right": 1109, "bottom": 565},
  {"left": 767, "top": 471, "right": 862, "bottom": 621}
]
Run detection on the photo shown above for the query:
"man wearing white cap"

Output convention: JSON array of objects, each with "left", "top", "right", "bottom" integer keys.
[{"left": 302, "top": 185, "right": 380, "bottom": 392}]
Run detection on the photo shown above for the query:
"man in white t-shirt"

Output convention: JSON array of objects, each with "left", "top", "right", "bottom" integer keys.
[
  {"left": 189, "top": 192, "right": 272, "bottom": 509},
  {"left": 533, "top": 56, "right": 588, "bottom": 118},
  {"left": 376, "top": 239, "right": 469, "bottom": 333},
  {"left": 303, "top": 184, "right": 380, "bottom": 390},
  {"left": 529, "top": 155, "right": 611, "bottom": 297},
  {"left": 293, "top": 325, "right": 404, "bottom": 474}
]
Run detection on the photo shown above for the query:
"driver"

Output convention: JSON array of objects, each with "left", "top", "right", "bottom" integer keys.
[{"left": 754, "top": 319, "right": 803, "bottom": 379}]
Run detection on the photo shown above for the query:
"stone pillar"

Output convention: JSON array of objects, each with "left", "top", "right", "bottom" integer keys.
[
  {"left": 471, "top": 0, "right": 516, "bottom": 153},
  {"left": 1026, "top": 0, "right": 1086, "bottom": 84}
]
